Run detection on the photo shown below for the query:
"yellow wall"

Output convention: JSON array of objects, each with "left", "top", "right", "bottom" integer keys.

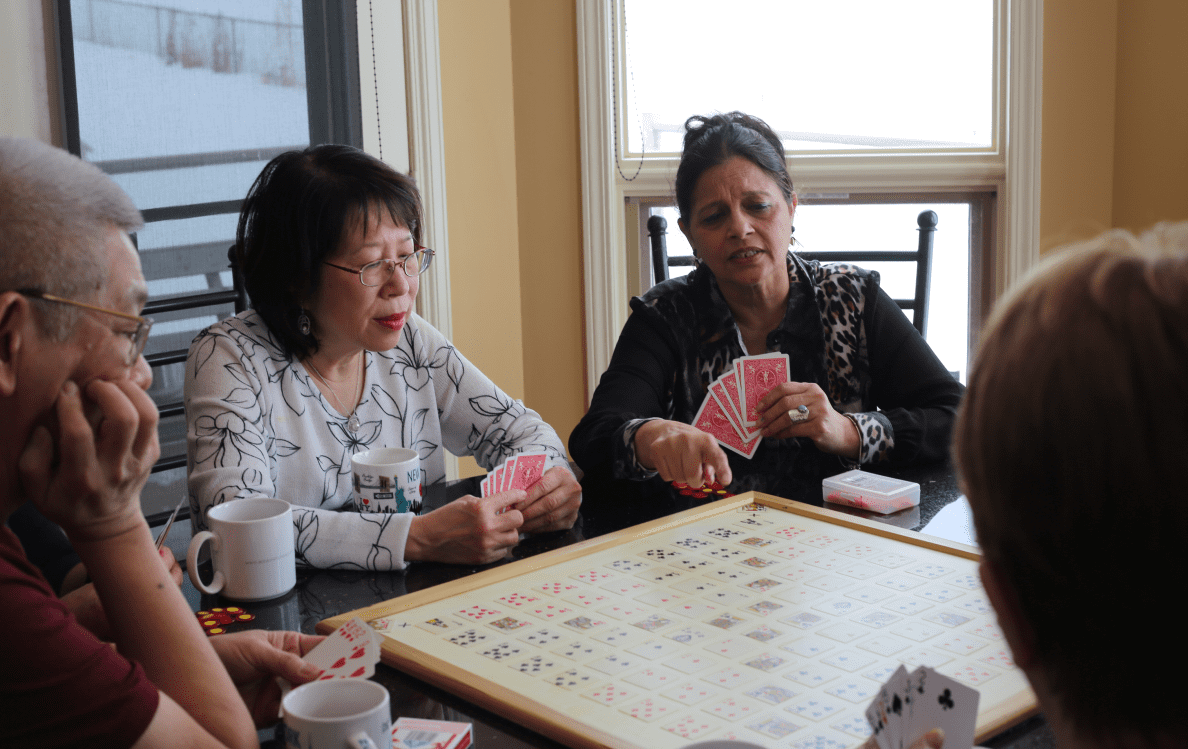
[
  {"left": 1111, "top": 0, "right": 1188, "bottom": 233},
  {"left": 437, "top": 0, "right": 527, "bottom": 476},
  {"left": 438, "top": 0, "right": 586, "bottom": 475},
  {"left": 1040, "top": 0, "right": 1188, "bottom": 252},
  {"left": 1039, "top": 0, "right": 1119, "bottom": 252},
  {"left": 509, "top": 0, "right": 586, "bottom": 448}
]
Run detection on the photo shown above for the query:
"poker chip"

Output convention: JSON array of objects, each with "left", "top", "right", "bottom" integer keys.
[
  {"left": 670, "top": 480, "right": 733, "bottom": 499},
  {"left": 196, "top": 607, "right": 255, "bottom": 636}
]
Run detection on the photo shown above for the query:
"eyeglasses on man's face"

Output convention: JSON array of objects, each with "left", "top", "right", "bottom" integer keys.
[
  {"left": 323, "top": 247, "right": 435, "bottom": 287},
  {"left": 15, "top": 288, "right": 153, "bottom": 367}
]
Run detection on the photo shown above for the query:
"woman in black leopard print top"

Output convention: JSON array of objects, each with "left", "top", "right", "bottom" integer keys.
[{"left": 569, "top": 112, "right": 963, "bottom": 504}]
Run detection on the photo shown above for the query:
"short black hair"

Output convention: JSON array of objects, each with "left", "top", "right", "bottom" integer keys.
[
  {"left": 236, "top": 144, "right": 422, "bottom": 360},
  {"left": 674, "top": 112, "right": 794, "bottom": 224}
]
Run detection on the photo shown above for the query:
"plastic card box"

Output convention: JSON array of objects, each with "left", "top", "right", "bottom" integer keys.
[{"left": 822, "top": 469, "right": 920, "bottom": 514}]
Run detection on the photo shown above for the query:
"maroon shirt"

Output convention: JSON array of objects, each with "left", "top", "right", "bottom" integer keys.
[{"left": 0, "top": 524, "right": 158, "bottom": 748}]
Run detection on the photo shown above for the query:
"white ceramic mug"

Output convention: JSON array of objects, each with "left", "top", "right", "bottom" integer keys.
[
  {"left": 187, "top": 497, "right": 296, "bottom": 601},
  {"left": 351, "top": 447, "right": 422, "bottom": 514},
  {"left": 282, "top": 679, "right": 391, "bottom": 749}
]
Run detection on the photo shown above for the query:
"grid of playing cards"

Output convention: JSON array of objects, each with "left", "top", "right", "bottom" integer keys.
[
  {"left": 695, "top": 353, "right": 791, "bottom": 459},
  {"left": 481, "top": 452, "right": 549, "bottom": 497},
  {"left": 354, "top": 495, "right": 1034, "bottom": 749}
]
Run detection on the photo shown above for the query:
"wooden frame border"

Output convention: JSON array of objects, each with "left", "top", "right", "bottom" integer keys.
[{"left": 321, "top": 492, "right": 1036, "bottom": 748}]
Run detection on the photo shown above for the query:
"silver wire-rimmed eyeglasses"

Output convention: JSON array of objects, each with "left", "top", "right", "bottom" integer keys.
[{"left": 323, "top": 247, "right": 435, "bottom": 287}]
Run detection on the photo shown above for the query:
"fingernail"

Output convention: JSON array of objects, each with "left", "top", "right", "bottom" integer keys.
[
  {"left": 925, "top": 728, "right": 945, "bottom": 749},
  {"left": 62, "top": 380, "right": 77, "bottom": 396}
]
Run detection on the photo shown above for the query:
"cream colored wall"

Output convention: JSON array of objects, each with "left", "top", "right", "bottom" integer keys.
[{"left": 0, "top": 0, "right": 58, "bottom": 143}]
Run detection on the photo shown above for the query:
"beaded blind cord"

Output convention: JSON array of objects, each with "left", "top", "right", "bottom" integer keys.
[
  {"left": 367, "top": 0, "right": 383, "bottom": 160},
  {"left": 306, "top": 355, "right": 364, "bottom": 434},
  {"left": 610, "top": 0, "right": 645, "bottom": 181}
]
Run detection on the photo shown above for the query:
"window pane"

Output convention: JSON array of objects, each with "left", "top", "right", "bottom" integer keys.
[
  {"left": 65, "top": 0, "right": 317, "bottom": 512},
  {"left": 623, "top": 0, "right": 993, "bottom": 153},
  {"left": 796, "top": 202, "right": 969, "bottom": 380}
]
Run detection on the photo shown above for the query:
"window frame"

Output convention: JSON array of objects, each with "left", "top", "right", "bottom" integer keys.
[{"left": 577, "top": 0, "right": 1041, "bottom": 399}]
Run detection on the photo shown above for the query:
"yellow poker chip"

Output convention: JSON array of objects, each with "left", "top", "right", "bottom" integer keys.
[
  {"left": 225, "top": 606, "right": 243, "bottom": 613},
  {"left": 208, "top": 627, "right": 226, "bottom": 635},
  {"left": 236, "top": 613, "right": 254, "bottom": 621}
]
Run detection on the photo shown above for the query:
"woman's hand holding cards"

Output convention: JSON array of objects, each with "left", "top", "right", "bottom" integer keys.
[
  {"left": 755, "top": 381, "right": 860, "bottom": 459},
  {"left": 406, "top": 490, "right": 527, "bottom": 565},
  {"left": 634, "top": 418, "right": 733, "bottom": 487},
  {"left": 519, "top": 466, "right": 582, "bottom": 534}
]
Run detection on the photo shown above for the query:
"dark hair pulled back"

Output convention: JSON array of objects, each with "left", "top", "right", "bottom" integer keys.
[
  {"left": 235, "top": 144, "right": 423, "bottom": 360},
  {"left": 674, "top": 112, "right": 794, "bottom": 223}
]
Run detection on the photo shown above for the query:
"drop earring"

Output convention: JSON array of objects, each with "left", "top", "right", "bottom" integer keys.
[{"left": 298, "top": 309, "right": 311, "bottom": 336}]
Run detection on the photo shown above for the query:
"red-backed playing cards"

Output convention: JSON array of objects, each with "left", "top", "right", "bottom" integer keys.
[
  {"left": 691, "top": 354, "right": 793, "bottom": 459},
  {"left": 481, "top": 452, "right": 549, "bottom": 497},
  {"left": 740, "top": 352, "right": 790, "bottom": 426},
  {"left": 693, "top": 389, "right": 761, "bottom": 458}
]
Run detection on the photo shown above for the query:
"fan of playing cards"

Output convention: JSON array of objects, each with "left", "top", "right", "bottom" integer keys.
[
  {"left": 302, "top": 617, "right": 381, "bottom": 681},
  {"left": 694, "top": 353, "right": 791, "bottom": 459},
  {"left": 480, "top": 452, "right": 548, "bottom": 497},
  {"left": 866, "top": 665, "right": 980, "bottom": 749}
]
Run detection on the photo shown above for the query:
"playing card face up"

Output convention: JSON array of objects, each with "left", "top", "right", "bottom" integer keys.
[
  {"left": 304, "top": 617, "right": 380, "bottom": 680},
  {"left": 865, "top": 664, "right": 979, "bottom": 749}
]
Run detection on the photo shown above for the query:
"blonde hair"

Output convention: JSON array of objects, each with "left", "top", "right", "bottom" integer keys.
[
  {"left": 954, "top": 222, "right": 1188, "bottom": 736},
  {"left": 0, "top": 137, "right": 142, "bottom": 339}
]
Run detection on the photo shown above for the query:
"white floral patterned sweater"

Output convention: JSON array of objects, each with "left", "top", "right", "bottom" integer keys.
[{"left": 185, "top": 310, "right": 571, "bottom": 570}]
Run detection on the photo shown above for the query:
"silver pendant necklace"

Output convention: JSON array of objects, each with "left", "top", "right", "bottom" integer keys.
[{"left": 306, "top": 354, "right": 363, "bottom": 433}]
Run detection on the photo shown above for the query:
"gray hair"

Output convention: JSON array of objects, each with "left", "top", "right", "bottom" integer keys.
[{"left": 0, "top": 137, "right": 143, "bottom": 339}]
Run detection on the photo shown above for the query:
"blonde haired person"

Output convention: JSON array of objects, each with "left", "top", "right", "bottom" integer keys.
[{"left": 955, "top": 223, "right": 1188, "bottom": 749}]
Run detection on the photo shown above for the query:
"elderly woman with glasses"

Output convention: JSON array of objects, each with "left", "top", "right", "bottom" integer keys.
[{"left": 185, "top": 145, "right": 580, "bottom": 569}]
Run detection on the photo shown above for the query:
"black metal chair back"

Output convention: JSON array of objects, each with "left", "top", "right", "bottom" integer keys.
[{"left": 647, "top": 209, "right": 940, "bottom": 337}]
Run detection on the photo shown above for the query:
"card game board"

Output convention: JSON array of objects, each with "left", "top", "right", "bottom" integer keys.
[{"left": 320, "top": 493, "right": 1037, "bottom": 749}]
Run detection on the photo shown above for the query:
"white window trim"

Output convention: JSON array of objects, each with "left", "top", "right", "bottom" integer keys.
[
  {"left": 577, "top": 0, "right": 1041, "bottom": 399},
  {"left": 359, "top": 0, "right": 457, "bottom": 476}
]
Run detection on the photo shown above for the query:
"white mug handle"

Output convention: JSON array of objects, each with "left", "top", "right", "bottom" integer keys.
[
  {"left": 347, "top": 731, "right": 379, "bottom": 749},
  {"left": 187, "top": 530, "right": 225, "bottom": 594}
]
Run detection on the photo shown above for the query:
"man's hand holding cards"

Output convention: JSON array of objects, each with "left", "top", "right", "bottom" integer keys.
[{"left": 865, "top": 665, "right": 980, "bottom": 749}]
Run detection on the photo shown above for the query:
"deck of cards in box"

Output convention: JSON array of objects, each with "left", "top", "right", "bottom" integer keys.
[
  {"left": 391, "top": 718, "right": 472, "bottom": 749},
  {"left": 822, "top": 469, "right": 920, "bottom": 514}
]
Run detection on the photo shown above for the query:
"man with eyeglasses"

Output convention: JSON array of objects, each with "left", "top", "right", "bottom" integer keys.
[{"left": 0, "top": 137, "right": 323, "bottom": 747}]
